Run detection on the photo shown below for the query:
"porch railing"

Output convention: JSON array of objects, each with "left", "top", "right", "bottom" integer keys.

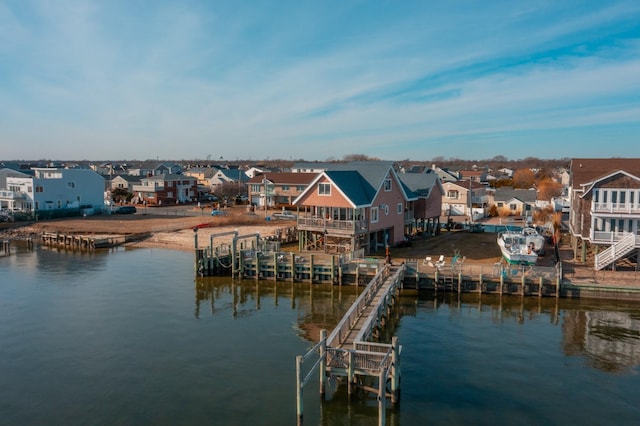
[
  {"left": 297, "top": 216, "right": 368, "bottom": 233},
  {"left": 593, "top": 202, "right": 640, "bottom": 214}
]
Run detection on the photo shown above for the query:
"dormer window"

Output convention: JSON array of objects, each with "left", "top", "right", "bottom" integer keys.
[{"left": 383, "top": 179, "right": 392, "bottom": 191}]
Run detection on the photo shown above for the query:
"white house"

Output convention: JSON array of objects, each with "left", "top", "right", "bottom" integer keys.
[{"left": 3, "top": 168, "right": 104, "bottom": 215}]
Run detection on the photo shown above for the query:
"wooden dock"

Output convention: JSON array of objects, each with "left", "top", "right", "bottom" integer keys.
[
  {"left": 41, "top": 232, "right": 149, "bottom": 250},
  {"left": 295, "top": 264, "right": 404, "bottom": 426}
]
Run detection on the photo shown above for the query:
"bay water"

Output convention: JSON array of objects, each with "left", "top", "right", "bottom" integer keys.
[{"left": 1, "top": 244, "right": 639, "bottom": 425}]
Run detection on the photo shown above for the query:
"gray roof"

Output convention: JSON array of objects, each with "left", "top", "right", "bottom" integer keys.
[
  {"left": 494, "top": 187, "right": 537, "bottom": 203},
  {"left": 397, "top": 173, "right": 439, "bottom": 197}
]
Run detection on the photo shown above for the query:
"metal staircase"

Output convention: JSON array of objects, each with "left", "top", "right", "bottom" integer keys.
[{"left": 595, "top": 232, "right": 637, "bottom": 270}]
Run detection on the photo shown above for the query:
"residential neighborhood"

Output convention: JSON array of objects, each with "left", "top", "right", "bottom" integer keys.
[{"left": 2, "top": 156, "right": 638, "bottom": 273}]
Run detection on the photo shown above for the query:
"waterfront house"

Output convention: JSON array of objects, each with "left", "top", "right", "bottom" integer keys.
[
  {"left": 293, "top": 161, "right": 417, "bottom": 254},
  {"left": 2, "top": 167, "right": 104, "bottom": 217},
  {"left": 568, "top": 158, "right": 640, "bottom": 270},
  {"left": 132, "top": 174, "right": 197, "bottom": 205},
  {"left": 248, "top": 172, "right": 317, "bottom": 208}
]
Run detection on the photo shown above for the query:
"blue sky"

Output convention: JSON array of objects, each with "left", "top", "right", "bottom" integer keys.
[{"left": 1, "top": 0, "right": 639, "bottom": 161}]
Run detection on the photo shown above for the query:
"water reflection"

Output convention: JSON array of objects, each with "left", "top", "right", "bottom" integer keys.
[{"left": 193, "top": 277, "right": 362, "bottom": 341}]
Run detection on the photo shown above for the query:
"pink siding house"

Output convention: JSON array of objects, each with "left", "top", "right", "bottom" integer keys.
[{"left": 293, "top": 162, "right": 417, "bottom": 254}]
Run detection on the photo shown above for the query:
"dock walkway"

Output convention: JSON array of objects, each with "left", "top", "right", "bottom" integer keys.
[{"left": 296, "top": 264, "right": 404, "bottom": 425}]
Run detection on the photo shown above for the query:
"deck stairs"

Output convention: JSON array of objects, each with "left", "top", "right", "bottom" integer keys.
[{"left": 595, "top": 232, "right": 638, "bottom": 271}]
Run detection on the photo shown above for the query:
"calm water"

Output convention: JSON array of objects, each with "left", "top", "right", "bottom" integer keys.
[{"left": 1, "top": 244, "right": 640, "bottom": 425}]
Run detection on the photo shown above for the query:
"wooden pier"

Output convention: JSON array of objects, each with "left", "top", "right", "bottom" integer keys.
[
  {"left": 295, "top": 264, "right": 404, "bottom": 426},
  {"left": 194, "top": 230, "right": 381, "bottom": 284},
  {"left": 41, "top": 232, "right": 149, "bottom": 250}
]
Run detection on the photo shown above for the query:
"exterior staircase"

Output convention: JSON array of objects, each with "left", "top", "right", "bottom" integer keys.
[{"left": 595, "top": 232, "right": 638, "bottom": 271}]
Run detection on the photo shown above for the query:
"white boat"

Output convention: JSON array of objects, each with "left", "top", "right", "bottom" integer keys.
[
  {"left": 497, "top": 230, "right": 539, "bottom": 265},
  {"left": 521, "top": 227, "right": 546, "bottom": 254}
]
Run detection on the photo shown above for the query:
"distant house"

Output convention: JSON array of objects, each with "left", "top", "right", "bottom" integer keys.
[
  {"left": 110, "top": 175, "right": 142, "bottom": 193},
  {"left": 441, "top": 180, "right": 487, "bottom": 218},
  {"left": 248, "top": 172, "right": 316, "bottom": 208},
  {"left": 491, "top": 187, "right": 537, "bottom": 217},
  {"left": 208, "top": 168, "right": 249, "bottom": 194},
  {"left": 1, "top": 167, "right": 104, "bottom": 216},
  {"left": 568, "top": 158, "right": 640, "bottom": 270},
  {"left": 293, "top": 161, "right": 417, "bottom": 254},
  {"left": 132, "top": 174, "right": 197, "bottom": 205}
]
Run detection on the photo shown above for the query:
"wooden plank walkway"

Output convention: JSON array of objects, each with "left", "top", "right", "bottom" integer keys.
[
  {"left": 296, "top": 263, "right": 404, "bottom": 425},
  {"left": 336, "top": 265, "right": 401, "bottom": 348}
]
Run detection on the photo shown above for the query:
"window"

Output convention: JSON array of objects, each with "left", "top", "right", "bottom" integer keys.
[
  {"left": 318, "top": 183, "right": 331, "bottom": 195},
  {"left": 397, "top": 203, "right": 403, "bottom": 214},
  {"left": 67, "top": 181, "right": 75, "bottom": 188},
  {"left": 382, "top": 204, "right": 389, "bottom": 215},
  {"left": 447, "top": 190, "right": 459, "bottom": 199},
  {"left": 296, "top": 185, "right": 305, "bottom": 191},
  {"left": 510, "top": 204, "right": 517, "bottom": 211},
  {"left": 282, "top": 185, "right": 290, "bottom": 191},
  {"left": 383, "top": 179, "right": 392, "bottom": 191},
  {"left": 35, "top": 185, "right": 44, "bottom": 193},
  {"left": 371, "top": 207, "right": 379, "bottom": 223},
  {"left": 251, "top": 184, "right": 261, "bottom": 192}
]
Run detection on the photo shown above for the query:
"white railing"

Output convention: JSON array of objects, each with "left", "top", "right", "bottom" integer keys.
[
  {"left": 595, "top": 232, "right": 637, "bottom": 271},
  {"left": 593, "top": 203, "right": 640, "bottom": 214},
  {"left": 297, "top": 216, "right": 368, "bottom": 233}
]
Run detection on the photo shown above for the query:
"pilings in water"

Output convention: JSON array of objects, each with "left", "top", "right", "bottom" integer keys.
[{"left": 40, "top": 232, "right": 131, "bottom": 251}]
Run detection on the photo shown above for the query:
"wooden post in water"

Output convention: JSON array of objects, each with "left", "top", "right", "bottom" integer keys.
[
  {"left": 539, "top": 277, "right": 543, "bottom": 297},
  {"left": 319, "top": 329, "right": 327, "bottom": 398},
  {"left": 296, "top": 354, "right": 303, "bottom": 424},
  {"left": 347, "top": 350, "right": 355, "bottom": 398},
  {"left": 378, "top": 367, "right": 387, "bottom": 426},
  {"left": 478, "top": 274, "right": 483, "bottom": 294},
  {"left": 309, "top": 254, "right": 314, "bottom": 283},
  {"left": 391, "top": 336, "right": 400, "bottom": 404},
  {"left": 521, "top": 274, "right": 526, "bottom": 296},
  {"left": 273, "top": 252, "right": 279, "bottom": 280}
]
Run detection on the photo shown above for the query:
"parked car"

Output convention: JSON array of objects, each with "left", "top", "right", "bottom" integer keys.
[
  {"left": 272, "top": 211, "right": 297, "bottom": 220},
  {"left": 114, "top": 206, "right": 136, "bottom": 214},
  {"left": 211, "top": 209, "right": 228, "bottom": 216}
]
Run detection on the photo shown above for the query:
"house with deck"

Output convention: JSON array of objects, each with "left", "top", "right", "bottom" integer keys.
[
  {"left": 569, "top": 158, "right": 640, "bottom": 270},
  {"left": 491, "top": 187, "right": 537, "bottom": 217},
  {"left": 293, "top": 161, "right": 417, "bottom": 254},
  {"left": 248, "top": 172, "right": 317, "bottom": 208}
]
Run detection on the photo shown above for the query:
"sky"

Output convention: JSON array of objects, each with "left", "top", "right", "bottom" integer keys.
[{"left": 1, "top": 0, "right": 639, "bottom": 162}]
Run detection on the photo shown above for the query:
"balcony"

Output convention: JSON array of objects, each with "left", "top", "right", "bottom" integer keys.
[
  {"left": 592, "top": 203, "right": 640, "bottom": 215},
  {"left": 592, "top": 231, "right": 640, "bottom": 246},
  {"left": 0, "top": 190, "right": 28, "bottom": 200},
  {"left": 297, "top": 215, "right": 368, "bottom": 234}
]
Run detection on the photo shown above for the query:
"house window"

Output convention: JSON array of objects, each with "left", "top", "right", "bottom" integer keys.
[
  {"left": 397, "top": 203, "right": 403, "bottom": 214},
  {"left": 251, "top": 184, "right": 260, "bottom": 192},
  {"left": 371, "top": 207, "right": 379, "bottom": 223},
  {"left": 282, "top": 185, "right": 290, "bottom": 191},
  {"left": 382, "top": 204, "right": 389, "bottom": 215},
  {"left": 35, "top": 185, "right": 44, "bottom": 193},
  {"left": 447, "top": 190, "right": 458, "bottom": 199},
  {"left": 510, "top": 204, "right": 517, "bottom": 211},
  {"left": 296, "top": 185, "right": 305, "bottom": 191},
  {"left": 318, "top": 183, "right": 331, "bottom": 195},
  {"left": 67, "top": 181, "right": 75, "bottom": 188},
  {"left": 384, "top": 179, "right": 392, "bottom": 191}
]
